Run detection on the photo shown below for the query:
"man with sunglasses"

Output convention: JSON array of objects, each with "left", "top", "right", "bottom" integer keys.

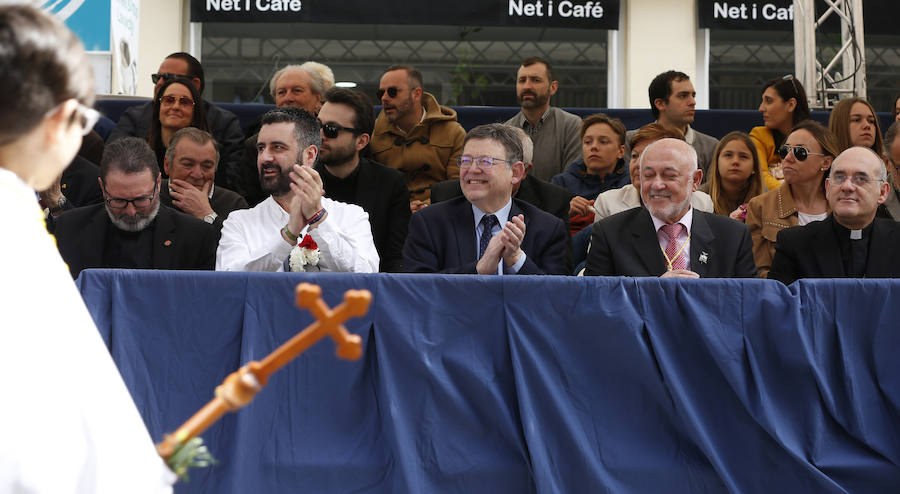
[
  {"left": 402, "top": 123, "right": 569, "bottom": 275},
  {"left": 769, "top": 146, "right": 900, "bottom": 284},
  {"left": 53, "top": 137, "right": 218, "bottom": 278},
  {"left": 107, "top": 52, "right": 246, "bottom": 196},
  {"left": 371, "top": 65, "right": 466, "bottom": 213},
  {"left": 314, "top": 88, "right": 410, "bottom": 272}
]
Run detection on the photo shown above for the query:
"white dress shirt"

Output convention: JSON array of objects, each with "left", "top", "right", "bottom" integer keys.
[
  {"left": 0, "top": 168, "right": 174, "bottom": 494},
  {"left": 471, "top": 200, "right": 526, "bottom": 275},
  {"left": 216, "top": 195, "right": 379, "bottom": 272}
]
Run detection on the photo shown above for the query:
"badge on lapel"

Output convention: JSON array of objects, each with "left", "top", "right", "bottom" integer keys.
[{"left": 699, "top": 251, "right": 709, "bottom": 264}]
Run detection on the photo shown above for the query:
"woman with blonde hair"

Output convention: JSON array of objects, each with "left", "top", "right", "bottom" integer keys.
[
  {"left": 745, "top": 120, "right": 839, "bottom": 277},
  {"left": 700, "top": 131, "right": 763, "bottom": 221}
]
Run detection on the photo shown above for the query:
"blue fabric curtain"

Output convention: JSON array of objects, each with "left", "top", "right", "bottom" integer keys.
[{"left": 76, "top": 270, "right": 900, "bottom": 494}]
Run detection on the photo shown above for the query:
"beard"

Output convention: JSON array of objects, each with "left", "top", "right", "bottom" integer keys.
[
  {"left": 385, "top": 93, "right": 414, "bottom": 123},
  {"left": 106, "top": 198, "right": 161, "bottom": 232},
  {"left": 642, "top": 190, "right": 693, "bottom": 223},
  {"left": 318, "top": 141, "right": 356, "bottom": 168},
  {"left": 259, "top": 162, "right": 293, "bottom": 197},
  {"left": 517, "top": 89, "right": 550, "bottom": 109}
]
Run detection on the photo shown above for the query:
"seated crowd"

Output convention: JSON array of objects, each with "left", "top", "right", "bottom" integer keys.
[{"left": 46, "top": 53, "right": 900, "bottom": 284}]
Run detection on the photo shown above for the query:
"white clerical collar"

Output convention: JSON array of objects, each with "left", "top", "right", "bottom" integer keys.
[{"left": 650, "top": 206, "right": 694, "bottom": 234}]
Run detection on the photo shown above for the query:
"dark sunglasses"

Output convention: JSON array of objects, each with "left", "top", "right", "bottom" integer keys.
[
  {"left": 320, "top": 121, "right": 364, "bottom": 139},
  {"left": 778, "top": 145, "right": 826, "bottom": 162},
  {"left": 151, "top": 72, "right": 178, "bottom": 84},
  {"left": 376, "top": 87, "right": 401, "bottom": 99}
]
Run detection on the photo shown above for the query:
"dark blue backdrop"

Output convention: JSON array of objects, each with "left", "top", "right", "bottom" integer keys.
[{"left": 76, "top": 270, "right": 900, "bottom": 493}]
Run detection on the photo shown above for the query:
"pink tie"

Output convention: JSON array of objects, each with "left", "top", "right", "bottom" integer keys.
[{"left": 661, "top": 223, "right": 687, "bottom": 270}]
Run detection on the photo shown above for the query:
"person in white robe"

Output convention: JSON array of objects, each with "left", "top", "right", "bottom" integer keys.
[{"left": 0, "top": 6, "right": 174, "bottom": 493}]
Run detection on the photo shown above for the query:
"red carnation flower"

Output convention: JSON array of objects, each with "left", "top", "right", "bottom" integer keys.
[{"left": 298, "top": 234, "right": 318, "bottom": 250}]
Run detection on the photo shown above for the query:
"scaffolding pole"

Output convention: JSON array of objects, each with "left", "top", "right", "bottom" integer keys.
[{"left": 793, "top": 0, "right": 866, "bottom": 110}]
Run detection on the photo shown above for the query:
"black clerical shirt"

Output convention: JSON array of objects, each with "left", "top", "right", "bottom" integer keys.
[
  {"left": 831, "top": 219, "right": 874, "bottom": 278},
  {"left": 103, "top": 221, "right": 155, "bottom": 269}
]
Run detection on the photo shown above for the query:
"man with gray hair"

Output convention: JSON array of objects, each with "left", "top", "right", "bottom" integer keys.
[
  {"left": 769, "top": 146, "right": 900, "bottom": 284},
  {"left": 161, "top": 127, "right": 248, "bottom": 232},
  {"left": 403, "top": 123, "right": 569, "bottom": 274},
  {"left": 879, "top": 120, "right": 900, "bottom": 220},
  {"left": 270, "top": 62, "right": 333, "bottom": 115},
  {"left": 53, "top": 137, "right": 218, "bottom": 278},
  {"left": 585, "top": 138, "right": 756, "bottom": 278}
]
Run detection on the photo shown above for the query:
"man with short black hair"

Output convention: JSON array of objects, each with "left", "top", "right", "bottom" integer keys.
[
  {"left": 53, "top": 137, "right": 218, "bottom": 278},
  {"left": 217, "top": 107, "right": 379, "bottom": 272},
  {"left": 371, "top": 65, "right": 466, "bottom": 212},
  {"left": 160, "top": 127, "right": 247, "bottom": 232},
  {"left": 316, "top": 87, "right": 410, "bottom": 272},
  {"left": 108, "top": 52, "right": 245, "bottom": 194},
  {"left": 769, "top": 146, "right": 900, "bottom": 284},
  {"left": 403, "top": 123, "right": 569, "bottom": 274},
  {"left": 504, "top": 57, "right": 582, "bottom": 182},
  {"left": 624, "top": 71, "right": 719, "bottom": 177}
]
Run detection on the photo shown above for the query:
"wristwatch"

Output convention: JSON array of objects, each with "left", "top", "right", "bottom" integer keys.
[{"left": 203, "top": 211, "right": 218, "bottom": 224}]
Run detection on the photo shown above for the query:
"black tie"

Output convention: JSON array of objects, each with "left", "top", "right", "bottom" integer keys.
[{"left": 478, "top": 214, "right": 498, "bottom": 259}]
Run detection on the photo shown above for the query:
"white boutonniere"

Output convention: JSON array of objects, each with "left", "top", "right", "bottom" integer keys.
[{"left": 288, "top": 234, "right": 320, "bottom": 272}]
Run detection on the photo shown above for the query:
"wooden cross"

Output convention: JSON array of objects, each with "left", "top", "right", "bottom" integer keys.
[{"left": 156, "top": 283, "right": 371, "bottom": 459}]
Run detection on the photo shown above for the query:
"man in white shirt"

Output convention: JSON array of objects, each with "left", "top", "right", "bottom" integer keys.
[{"left": 216, "top": 107, "right": 378, "bottom": 272}]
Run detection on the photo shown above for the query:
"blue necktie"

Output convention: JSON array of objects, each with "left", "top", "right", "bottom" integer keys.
[{"left": 478, "top": 214, "right": 498, "bottom": 259}]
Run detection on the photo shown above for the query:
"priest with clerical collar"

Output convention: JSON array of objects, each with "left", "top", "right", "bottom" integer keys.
[{"left": 769, "top": 146, "right": 900, "bottom": 284}]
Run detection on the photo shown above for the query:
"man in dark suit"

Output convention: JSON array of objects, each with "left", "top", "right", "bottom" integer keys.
[
  {"left": 430, "top": 126, "right": 571, "bottom": 229},
  {"left": 54, "top": 137, "right": 217, "bottom": 278},
  {"left": 769, "top": 146, "right": 900, "bottom": 284},
  {"left": 160, "top": 127, "right": 248, "bottom": 233},
  {"left": 585, "top": 138, "right": 756, "bottom": 278},
  {"left": 314, "top": 87, "right": 410, "bottom": 272},
  {"left": 403, "top": 123, "right": 569, "bottom": 275}
]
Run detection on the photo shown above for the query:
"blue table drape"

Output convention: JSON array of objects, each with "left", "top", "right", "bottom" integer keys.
[{"left": 76, "top": 270, "right": 900, "bottom": 493}]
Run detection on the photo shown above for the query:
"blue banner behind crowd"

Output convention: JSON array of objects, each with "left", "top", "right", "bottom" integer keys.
[{"left": 77, "top": 270, "right": 900, "bottom": 493}]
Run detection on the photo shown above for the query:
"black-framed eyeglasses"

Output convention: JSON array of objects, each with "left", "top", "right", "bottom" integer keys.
[
  {"left": 159, "top": 95, "right": 195, "bottom": 107},
  {"left": 457, "top": 155, "right": 510, "bottom": 169},
  {"left": 778, "top": 145, "right": 825, "bottom": 162},
  {"left": 376, "top": 87, "right": 401, "bottom": 99},
  {"left": 829, "top": 174, "right": 883, "bottom": 187},
  {"left": 104, "top": 192, "right": 155, "bottom": 209},
  {"left": 320, "top": 121, "right": 364, "bottom": 139},
  {"left": 151, "top": 72, "right": 178, "bottom": 84}
]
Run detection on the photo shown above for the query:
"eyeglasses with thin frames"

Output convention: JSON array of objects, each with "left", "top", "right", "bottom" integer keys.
[
  {"left": 782, "top": 74, "right": 802, "bottom": 99},
  {"left": 457, "top": 155, "right": 510, "bottom": 169},
  {"left": 45, "top": 101, "right": 100, "bottom": 136},
  {"left": 159, "top": 95, "right": 195, "bottom": 107},
  {"left": 829, "top": 174, "right": 883, "bottom": 187}
]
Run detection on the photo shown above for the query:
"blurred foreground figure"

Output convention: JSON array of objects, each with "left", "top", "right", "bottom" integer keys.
[{"left": 0, "top": 5, "right": 174, "bottom": 493}]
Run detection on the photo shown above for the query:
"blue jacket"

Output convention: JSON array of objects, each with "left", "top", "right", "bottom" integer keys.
[{"left": 551, "top": 159, "right": 630, "bottom": 199}]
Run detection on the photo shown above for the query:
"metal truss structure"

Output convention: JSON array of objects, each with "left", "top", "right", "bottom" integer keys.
[{"left": 793, "top": 0, "right": 866, "bottom": 110}]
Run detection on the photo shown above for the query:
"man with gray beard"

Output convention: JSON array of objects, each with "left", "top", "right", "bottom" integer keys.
[{"left": 53, "top": 137, "right": 217, "bottom": 278}]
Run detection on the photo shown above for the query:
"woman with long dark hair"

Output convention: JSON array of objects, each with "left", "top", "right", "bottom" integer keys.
[
  {"left": 828, "top": 96, "right": 884, "bottom": 155},
  {"left": 147, "top": 75, "right": 209, "bottom": 173},
  {"left": 750, "top": 76, "right": 811, "bottom": 191}
]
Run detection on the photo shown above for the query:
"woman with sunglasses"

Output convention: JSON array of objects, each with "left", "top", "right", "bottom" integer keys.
[
  {"left": 745, "top": 120, "right": 839, "bottom": 277},
  {"left": 699, "top": 131, "right": 763, "bottom": 221},
  {"left": 750, "top": 76, "right": 812, "bottom": 191},
  {"left": 147, "top": 75, "right": 209, "bottom": 174},
  {"left": 828, "top": 97, "right": 884, "bottom": 156},
  {"left": 0, "top": 5, "right": 174, "bottom": 492}
]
